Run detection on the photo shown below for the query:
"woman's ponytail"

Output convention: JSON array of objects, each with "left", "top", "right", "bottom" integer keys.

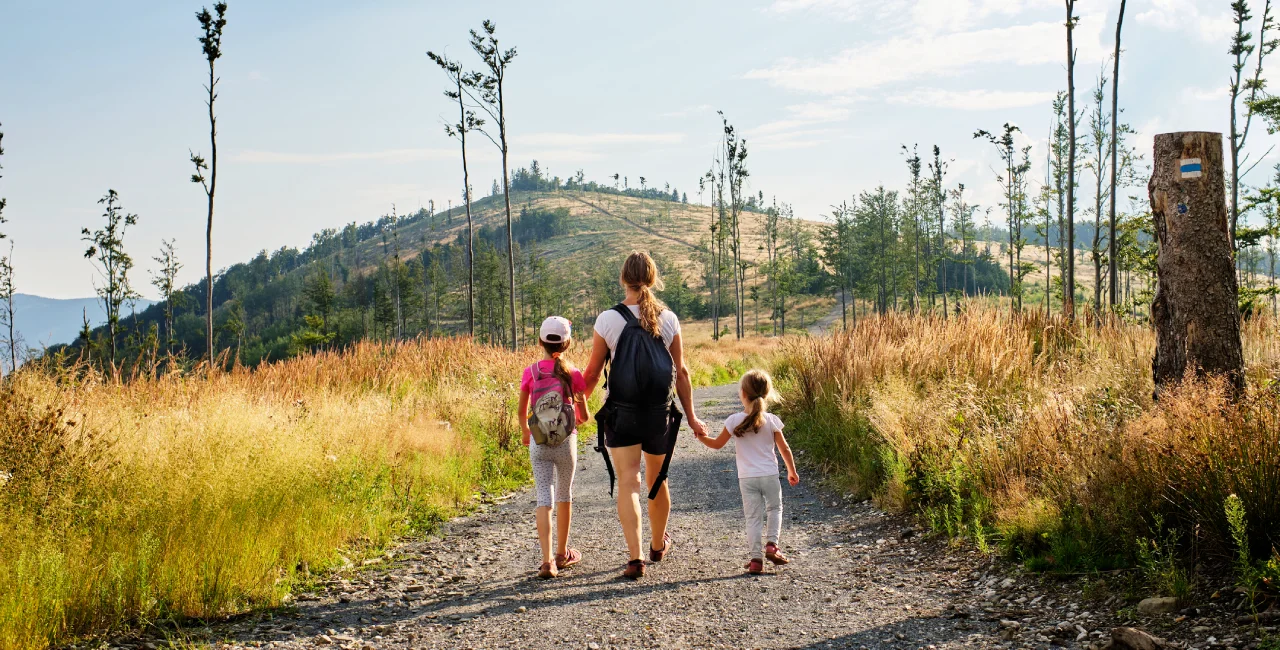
[{"left": 620, "top": 251, "right": 667, "bottom": 338}]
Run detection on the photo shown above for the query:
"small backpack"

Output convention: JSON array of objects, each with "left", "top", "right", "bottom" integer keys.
[{"left": 527, "top": 362, "right": 576, "bottom": 447}]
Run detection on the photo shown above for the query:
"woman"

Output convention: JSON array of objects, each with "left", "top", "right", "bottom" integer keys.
[{"left": 584, "top": 251, "right": 707, "bottom": 580}]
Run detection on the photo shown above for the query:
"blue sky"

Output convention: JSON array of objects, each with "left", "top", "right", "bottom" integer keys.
[{"left": 1, "top": 0, "right": 1273, "bottom": 298}]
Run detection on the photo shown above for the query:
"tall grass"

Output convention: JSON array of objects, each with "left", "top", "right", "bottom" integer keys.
[
  {"left": 0, "top": 338, "right": 542, "bottom": 650},
  {"left": 778, "top": 309, "right": 1280, "bottom": 573},
  {"left": 0, "top": 326, "right": 775, "bottom": 650}
]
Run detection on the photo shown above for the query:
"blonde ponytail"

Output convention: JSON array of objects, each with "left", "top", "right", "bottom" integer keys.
[
  {"left": 734, "top": 369, "right": 780, "bottom": 436},
  {"left": 620, "top": 251, "right": 667, "bottom": 338},
  {"left": 541, "top": 339, "right": 575, "bottom": 395}
]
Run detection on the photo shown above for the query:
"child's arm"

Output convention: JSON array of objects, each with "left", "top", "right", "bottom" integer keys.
[
  {"left": 696, "top": 426, "right": 732, "bottom": 450},
  {"left": 518, "top": 388, "right": 532, "bottom": 446},
  {"left": 775, "top": 429, "right": 799, "bottom": 485},
  {"left": 573, "top": 392, "right": 589, "bottom": 425}
]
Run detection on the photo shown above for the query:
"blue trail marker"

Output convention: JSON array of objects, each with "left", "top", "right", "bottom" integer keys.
[{"left": 1180, "top": 158, "right": 1203, "bottom": 178}]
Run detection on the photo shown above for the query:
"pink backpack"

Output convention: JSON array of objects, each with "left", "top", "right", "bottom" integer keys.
[{"left": 527, "top": 363, "right": 576, "bottom": 446}]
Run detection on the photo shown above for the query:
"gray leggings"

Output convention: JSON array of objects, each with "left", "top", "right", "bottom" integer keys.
[
  {"left": 739, "top": 475, "right": 784, "bottom": 558},
  {"left": 530, "top": 434, "right": 577, "bottom": 507}
]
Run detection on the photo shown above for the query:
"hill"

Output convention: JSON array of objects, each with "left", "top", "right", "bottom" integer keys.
[
  {"left": 59, "top": 168, "right": 1013, "bottom": 367},
  {"left": 12, "top": 294, "right": 154, "bottom": 352}
]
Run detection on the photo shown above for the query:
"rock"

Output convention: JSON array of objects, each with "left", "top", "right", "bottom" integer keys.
[
  {"left": 1110, "top": 627, "right": 1164, "bottom": 650},
  {"left": 999, "top": 620, "right": 1022, "bottom": 630},
  {"left": 999, "top": 577, "right": 1016, "bottom": 589},
  {"left": 516, "top": 606, "right": 527, "bottom": 613},
  {"left": 1137, "top": 597, "right": 1180, "bottom": 615},
  {"left": 315, "top": 635, "right": 334, "bottom": 645},
  {"left": 405, "top": 585, "right": 425, "bottom": 593}
]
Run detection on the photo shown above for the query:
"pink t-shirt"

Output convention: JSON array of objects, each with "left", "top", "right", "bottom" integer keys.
[{"left": 520, "top": 359, "right": 587, "bottom": 394}]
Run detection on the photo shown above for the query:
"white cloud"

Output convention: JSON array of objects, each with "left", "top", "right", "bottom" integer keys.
[
  {"left": 232, "top": 148, "right": 455, "bottom": 164},
  {"left": 746, "top": 18, "right": 1108, "bottom": 94},
  {"left": 889, "top": 88, "right": 1056, "bottom": 110},
  {"left": 1181, "top": 85, "right": 1225, "bottom": 103},
  {"left": 1135, "top": 0, "right": 1235, "bottom": 44},
  {"left": 659, "top": 104, "right": 714, "bottom": 118},
  {"left": 514, "top": 132, "right": 685, "bottom": 147}
]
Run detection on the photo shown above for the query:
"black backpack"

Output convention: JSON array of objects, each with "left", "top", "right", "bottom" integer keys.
[
  {"left": 606, "top": 304, "right": 674, "bottom": 407},
  {"left": 594, "top": 304, "right": 682, "bottom": 499}
]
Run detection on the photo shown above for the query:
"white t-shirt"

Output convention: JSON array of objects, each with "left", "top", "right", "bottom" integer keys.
[
  {"left": 722, "top": 412, "right": 785, "bottom": 479},
  {"left": 593, "top": 304, "right": 681, "bottom": 354}
]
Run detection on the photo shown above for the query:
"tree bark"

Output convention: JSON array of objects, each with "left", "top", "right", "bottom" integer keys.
[
  {"left": 1108, "top": 0, "right": 1126, "bottom": 308},
  {"left": 1149, "top": 132, "right": 1244, "bottom": 396}
]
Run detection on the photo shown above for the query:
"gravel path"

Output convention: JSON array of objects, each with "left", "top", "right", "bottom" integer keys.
[{"left": 155, "top": 384, "right": 1230, "bottom": 650}]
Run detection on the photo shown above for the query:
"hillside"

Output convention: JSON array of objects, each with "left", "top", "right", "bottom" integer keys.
[{"left": 59, "top": 185, "right": 826, "bottom": 366}]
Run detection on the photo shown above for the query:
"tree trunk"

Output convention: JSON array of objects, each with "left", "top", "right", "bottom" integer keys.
[
  {"left": 1065, "top": 0, "right": 1077, "bottom": 320},
  {"left": 1149, "top": 132, "right": 1244, "bottom": 396},
  {"left": 1108, "top": 0, "right": 1126, "bottom": 307}
]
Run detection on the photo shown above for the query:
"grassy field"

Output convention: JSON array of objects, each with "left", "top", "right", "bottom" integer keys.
[
  {"left": 0, "top": 322, "right": 789, "bottom": 650},
  {"left": 776, "top": 309, "right": 1280, "bottom": 589}
]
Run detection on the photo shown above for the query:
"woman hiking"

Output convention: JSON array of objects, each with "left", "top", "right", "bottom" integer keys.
[{"left": 583, "top": 251, "right": 707, "bottom": 580}]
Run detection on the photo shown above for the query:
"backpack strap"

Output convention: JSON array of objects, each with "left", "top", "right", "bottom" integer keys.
[
  {"left": 647, "top": 402, "right": 682, "bottom": 501},
  {"left": 612, "top": 303, "right": 638, "bottom": 325}
]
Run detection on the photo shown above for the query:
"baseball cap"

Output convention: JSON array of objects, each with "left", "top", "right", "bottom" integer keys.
[{"left": 539, "top": 316, "right": 572, "bottom": 343}]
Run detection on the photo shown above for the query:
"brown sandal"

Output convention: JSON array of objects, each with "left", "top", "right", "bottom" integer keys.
[
  {"left": 621, "top": 559, "right": 645, "bottom": 580},
  {"left": 537, "top": 562, "right": 558, "bottom": 580},
  {"left": 765, "top": 543, "right": 789, "bottom": 565},
  {"left": 649, "top": 533, "right": 673, "bottom": 562},
  {"left": 555, "top": 548, "right": 581, "bottom": 569}
]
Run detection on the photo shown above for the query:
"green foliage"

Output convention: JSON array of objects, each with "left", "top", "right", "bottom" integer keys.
[{"left": 1135, "top": 517, "right": 1194, "bottom": 600}]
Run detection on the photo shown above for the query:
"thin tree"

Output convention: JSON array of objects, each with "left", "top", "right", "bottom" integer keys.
[
  {"left": 1107, "top": 0, "right": 1127, "bottom": 307},
  {"left": 975, "top": 124, "right": 1021, "bottom": 313},
  {"left": 0, "top": 124, "right": 13, "bottom": 373},
  {"left": 929, "top": 146, "right": 949, "bottom": 318},
  {"left": 150, "top": 239, "right": 184, "bottom": 353},
  {"left": 83, "top": 190, "right": 140, "bottom": 365},
  {"left": 720, "top": 112, "right": 749, "bottom": 338},
  {"left": 190, "top": 2, "right": 227, "bottom": 361},
  {"left": 468, "top": 20, "right": 519, "bottom": 351},
  {"left": 427, "top": 50, "right": 482, "bottom": 337},
  {"left": 1229, "top": 0, "right": 1276, "bottom": 249},
  {"left": 1064, "top": 0, "right": 1079, "bottom": 319}
]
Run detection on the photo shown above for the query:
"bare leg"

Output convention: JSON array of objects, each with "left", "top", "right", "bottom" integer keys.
[
  {"left": 644, "top": 451, "right": 671, "bottom": 552},
  {"left": 610, "top": 444, "right": 644, "bottom": 561},
  {"left": 535, "top": 506, "right": 553, "bottom": 565},
  {"left": 555, "top": 501, "right": 572, "bottom": 557}
]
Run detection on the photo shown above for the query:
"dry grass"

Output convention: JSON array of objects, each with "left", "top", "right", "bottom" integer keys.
[
  {"left": 0, "top": 324, "right": 786, "bottom": 650},
  {"left": 778, "top": 309, "right": 1280, "bottom": 572},
  {"left": 0, "top": 338, "right": 543, "bottom": 650}
]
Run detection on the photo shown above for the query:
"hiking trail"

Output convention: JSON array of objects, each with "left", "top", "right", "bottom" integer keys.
[{"left": 163, "top": 381, "right": 1164, "bottom": 650}]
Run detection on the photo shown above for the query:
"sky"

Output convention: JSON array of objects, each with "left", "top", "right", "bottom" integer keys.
[{"left": 1, "top": 0, "right": 1276, "bottom": 299}]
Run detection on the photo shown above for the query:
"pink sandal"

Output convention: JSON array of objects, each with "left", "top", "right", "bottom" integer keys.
[
  {"left": 745, "top": 558, "right": 764, "bottom": 574},
  {"left": 765, "top": 543, "right": 789, "bottom": 565},
  {"left": 555, "top": 548, "right": 581, "bottom": 569}
]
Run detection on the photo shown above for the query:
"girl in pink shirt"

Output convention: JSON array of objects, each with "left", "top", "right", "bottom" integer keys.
[{"left": 519, "top": 316, "right": 589, "bottom": 579}]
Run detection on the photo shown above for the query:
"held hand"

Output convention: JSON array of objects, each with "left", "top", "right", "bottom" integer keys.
[
  {"left": 687, "top": 416, "right": 708, "bottom": 438},
  {"left": 787, "top": 470, "right": 800, "bottom": 486},
  {"left": 522, "top": 429, "right": 532, "bottom": 447}
]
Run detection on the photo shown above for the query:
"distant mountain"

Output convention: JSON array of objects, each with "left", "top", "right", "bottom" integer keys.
[{"left": 13, "top": 294, "right": 155, "bottom": 350}]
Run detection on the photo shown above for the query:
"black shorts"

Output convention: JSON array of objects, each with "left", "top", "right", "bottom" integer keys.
[{"left": 603, "top": 403, "right": 671, "bottom": 455}]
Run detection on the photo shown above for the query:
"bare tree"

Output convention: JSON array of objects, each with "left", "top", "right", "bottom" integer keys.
[
  {"left": 151, "top": 239, "right": 184, "bottom": 353},
  {"left": 0, "top": 124, "right": 14, "bottom": 373},
  {"left": 468, "top": 20, "right": 519, "bottom": 351},
  {"left": 1107, "top": 0, "right": 1127, "bottom": 307},
  {"left": 83, "top": 190, "right": 140, "bottom": 365},
  {"left": 1064, "top": 0, "right": 1079, "bottom": 319},
  {"left": 720, "top": 112, "right": 749, "bottom": 338},
  {"left": 1229, "top": 0, "right": 1276, "bottom": 249},
  {"left": 427, "top": 49, "right": 483, "bottom": 338},
  {"left": 190, "top": 2, "right": 227, "bottom": 361}
]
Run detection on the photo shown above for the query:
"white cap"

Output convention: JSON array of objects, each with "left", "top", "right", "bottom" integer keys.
[{"left": 539, "top": 316, "right": 572, "bottom": 343}]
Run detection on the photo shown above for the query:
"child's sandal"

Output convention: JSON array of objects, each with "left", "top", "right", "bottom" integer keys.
[
  {"left": 765, "top": 543, "right": 789, "bottom": 565},
  {"left": 555, "top": 548, "right": 581, "bottom": 569},
  {"left": 537, "top": 562, "right": 558, "bottom": 580},
  {"left": 745, "top": 558, "right": 764, "bottom": 574}
]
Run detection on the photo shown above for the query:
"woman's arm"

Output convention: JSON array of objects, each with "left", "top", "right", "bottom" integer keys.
[
  {"left": 697, "top": 426, "right": 732, "bottom": 450},
  {"left": 668, "top": 333, "right": 707, "bottom": 436},
  {"left": 518, "top": 388, "right": 532, "bottom": 446},
  {"left": 775, "top": 429, "right": 799, "bottom": 485},
  {"left": 582, "top": 331, "right": 610, "bottom": 398}
]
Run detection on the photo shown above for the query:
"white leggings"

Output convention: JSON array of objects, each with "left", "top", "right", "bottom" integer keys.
[
  {"left": 529, "top": 434, "right": 577, "bottom": 507},
  {"left": 739, "top": 475, "right": 783, "bottom": 558}
]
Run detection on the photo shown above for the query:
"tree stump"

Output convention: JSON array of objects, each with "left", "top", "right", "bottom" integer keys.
[{"left": 1148, "top": 132, "right": 1244, "bottom": 396}]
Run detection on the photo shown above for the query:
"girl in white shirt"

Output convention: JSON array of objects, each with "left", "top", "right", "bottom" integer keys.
[{"left": 695, "top": 369, "right": 800, "bottom": 574}]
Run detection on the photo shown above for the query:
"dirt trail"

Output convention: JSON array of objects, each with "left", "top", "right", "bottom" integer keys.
[{"left": 174, "top": 385, "right": 1010, "bottom": 650}]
